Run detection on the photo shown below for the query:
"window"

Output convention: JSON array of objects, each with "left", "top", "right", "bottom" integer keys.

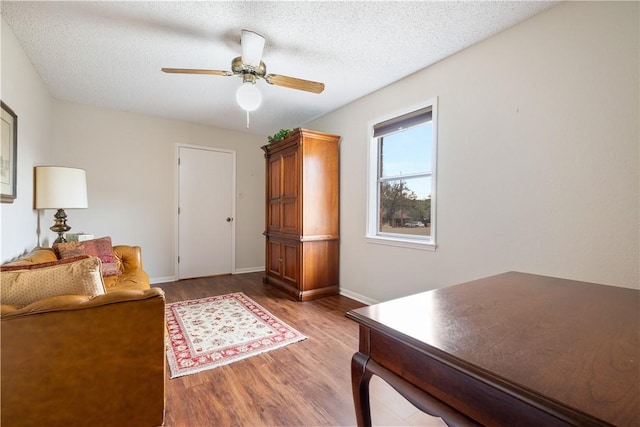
[{"left": 367, "top": 99, "right": 437, "bottom": 250}]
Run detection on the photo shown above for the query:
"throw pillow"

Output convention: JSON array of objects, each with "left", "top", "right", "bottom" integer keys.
[
  {"left": 0, "top": 255, "right": 90, "bottom": 272},
  {"left": 1, "top": 256, "right": 106, "bottom": 307},
  {"left": 54, "top": 236, "right": 121, "bottom": 276}
]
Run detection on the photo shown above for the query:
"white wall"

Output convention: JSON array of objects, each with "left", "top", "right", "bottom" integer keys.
[
  {"left": 51, "top": 101, "right": 266, "bottom": 282},
  {"left": 0, "top": 17, "right": 54, "bottom": 262},
  {"left": 310, "top": 1, "right": 640, "bottom": 302}
]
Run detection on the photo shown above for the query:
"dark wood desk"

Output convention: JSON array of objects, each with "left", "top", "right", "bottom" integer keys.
[{"left": 347, "top": 272, "right": 639, "bottom": 426}]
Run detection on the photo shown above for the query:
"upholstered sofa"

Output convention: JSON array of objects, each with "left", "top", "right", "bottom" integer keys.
[
  {"left": 3, "top": 245, "right": 152, "bottom": 290},
  {"left": 0, "top": 245, "right": 166, "bottom": 427}
]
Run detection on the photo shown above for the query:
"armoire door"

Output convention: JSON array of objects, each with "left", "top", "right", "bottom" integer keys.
[
  {"left": 266, "top": 238, "right": 281, "bottom": 277},
  {"left": 281, "top": 240, "right": 299, "bottom": 284},
  {"left": 280, "top": 147, "right": 299, "bottom": 235},
  {"left": 267, "top": 154, "right": 281, "bottom": 232},
  {"left": 266, "top": 237, "right": 298, "bottom": 286}
]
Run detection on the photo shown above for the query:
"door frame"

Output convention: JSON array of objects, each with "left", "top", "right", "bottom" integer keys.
[{"left": 175, "top": 143, "right": 237, "bottom": 279}]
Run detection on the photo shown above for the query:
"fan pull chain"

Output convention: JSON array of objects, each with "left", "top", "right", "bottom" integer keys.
[{"left": 246, "top": 110, "right": 250, "bottom": 129}]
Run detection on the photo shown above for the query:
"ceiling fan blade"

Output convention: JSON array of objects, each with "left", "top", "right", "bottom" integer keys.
[
  {"left": 161, "top": 68, "right": 232, "bottom": 76},
  {"left": 265, "top": 74, "right": 325, "bottom": 94},
  {"left": 241, "top": 30, "right": 265, "bottom": 67}
]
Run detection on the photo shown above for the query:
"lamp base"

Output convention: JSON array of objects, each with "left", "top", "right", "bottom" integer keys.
[{"left": 50, "top": 208, "right": 71, "bottom": 244}]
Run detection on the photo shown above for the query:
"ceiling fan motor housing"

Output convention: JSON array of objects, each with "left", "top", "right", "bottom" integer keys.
[{"left": 231, "top": 56, "right": 267, "bottom": 78}]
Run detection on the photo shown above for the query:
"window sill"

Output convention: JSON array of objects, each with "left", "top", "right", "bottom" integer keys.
[{"left": 365, "top": 235, "right": 436, "bottom": 251}]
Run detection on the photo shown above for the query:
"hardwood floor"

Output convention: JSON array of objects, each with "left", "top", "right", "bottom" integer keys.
[{"left": 155, "top": 272, "right": 446, "bottom": 427}]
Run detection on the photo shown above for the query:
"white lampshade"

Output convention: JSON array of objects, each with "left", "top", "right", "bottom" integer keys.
[
  {"left": 236, "top": 82, "right": 262, "bottom": 112},
  {"left": 34, "top": 166, "right": 88, "bottom": 209},
  {"left": 241, "top": 30, "right": 265, "bottom": 67}
]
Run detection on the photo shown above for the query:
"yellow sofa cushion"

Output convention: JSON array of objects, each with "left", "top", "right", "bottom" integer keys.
[
  {"left": 1, "top": 257, "right": 106, "bottom": 307},
  {"left": 2, "top": 247, "right": 57, "bottom": 266}
]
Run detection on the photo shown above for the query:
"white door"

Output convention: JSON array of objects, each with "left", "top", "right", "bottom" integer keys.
[{"left": 178, "top": 145, "right": 235, "bottom": 279}]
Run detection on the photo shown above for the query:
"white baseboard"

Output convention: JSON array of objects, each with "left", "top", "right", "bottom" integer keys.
[
  {"left": 339, "top": 288, "right": 379, "bottom": 306},
  {"left": 150, "top": 268, "right": 264, "bottom": 283},
  {"left": 150, "top": 276, "right": 177, "bottom": 285},
  {"left": 234, "top": 266, "right": 265, "bottom": 274}
]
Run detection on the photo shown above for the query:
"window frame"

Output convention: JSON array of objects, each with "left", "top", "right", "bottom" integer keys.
[{"left": 366, "top": 98, "right": 438, "bottom": 251}]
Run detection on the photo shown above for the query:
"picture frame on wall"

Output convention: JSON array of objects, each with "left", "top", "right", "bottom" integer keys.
[{"left": 1, "top": 101, "right": 18, "bottom": 203}]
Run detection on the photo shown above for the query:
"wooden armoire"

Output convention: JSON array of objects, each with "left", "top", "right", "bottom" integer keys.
[{"left": 261, "top": 129, "right": 340, "bottom": 301}]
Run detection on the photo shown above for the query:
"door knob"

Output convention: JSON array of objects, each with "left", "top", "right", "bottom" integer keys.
[{"left": 226, "top": 217, "right": 233, "bottom": 222}]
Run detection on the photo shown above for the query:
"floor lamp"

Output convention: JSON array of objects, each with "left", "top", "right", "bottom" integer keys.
[{"left": 34, "top": 166, "right": 88, "bottom": 244}]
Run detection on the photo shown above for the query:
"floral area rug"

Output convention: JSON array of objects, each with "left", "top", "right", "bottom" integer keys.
[{"left": 165, "top": 292, "right": 307, "bottom": 378}]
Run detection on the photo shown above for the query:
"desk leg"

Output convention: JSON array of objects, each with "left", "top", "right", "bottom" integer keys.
[
  {"left": 353, "top": 356, "right": 482, "bottom": 427},
  {"left": 351, "top": 352, "right": 374, "bottom": 427}
]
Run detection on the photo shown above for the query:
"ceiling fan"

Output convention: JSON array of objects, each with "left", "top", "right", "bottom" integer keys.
[{"left": 162, "top": 30, "right": 325, "bottom": 120}]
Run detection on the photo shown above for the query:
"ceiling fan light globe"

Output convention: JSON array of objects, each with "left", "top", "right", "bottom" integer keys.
[{"left": 236, "top": 82, "right": 262, "bottom": 111}]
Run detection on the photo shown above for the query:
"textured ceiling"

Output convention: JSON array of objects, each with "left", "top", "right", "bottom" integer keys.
[{"left": 1, "top": 1, "right": 558, "bottom": 135}]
